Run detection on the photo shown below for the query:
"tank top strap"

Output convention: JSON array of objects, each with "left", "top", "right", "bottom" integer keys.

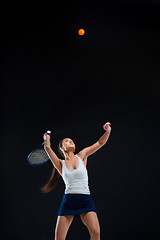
[
  {"left": 75, "top": 154, "right": 83, "bottom": 163},
  {"left": 62, "top": 159, "right": 65, "bottom": 169},
  {"left": 62, "top": 160, "right": 66, "bottom": 175}
]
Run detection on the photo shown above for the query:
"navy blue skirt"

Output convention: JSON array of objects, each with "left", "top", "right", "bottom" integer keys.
[{"left": 57, "top": 193, "right": 97, "bottom": 218}]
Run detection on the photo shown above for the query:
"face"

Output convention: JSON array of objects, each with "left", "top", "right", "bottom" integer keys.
[{"left": 61, "top": 138, "right": 76, "bottom": 152}]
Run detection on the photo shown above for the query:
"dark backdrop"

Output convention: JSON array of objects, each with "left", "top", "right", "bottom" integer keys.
[{"left": 1, "top": 1, "right": 160, "bottom": 239}]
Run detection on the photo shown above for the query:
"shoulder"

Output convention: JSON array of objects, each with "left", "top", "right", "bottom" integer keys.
[{"left": 76, "top": 151, "right": 88, "bottom": 162}]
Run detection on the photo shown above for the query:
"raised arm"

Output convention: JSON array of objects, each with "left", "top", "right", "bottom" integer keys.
[
  {"left": 78, "top": 122, "right": 111, "bottom": 159},
  {"left": 43, "top": 133, "right": 62, "bottom": 174}
]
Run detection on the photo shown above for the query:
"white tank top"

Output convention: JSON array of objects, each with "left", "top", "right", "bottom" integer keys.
[{"left": 62, "top": 155, "right": 90, "bottom": 194}]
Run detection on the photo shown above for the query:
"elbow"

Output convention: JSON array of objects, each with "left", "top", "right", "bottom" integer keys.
[{"left": 98, "top": 140, "right": 105, "bottom": 146}]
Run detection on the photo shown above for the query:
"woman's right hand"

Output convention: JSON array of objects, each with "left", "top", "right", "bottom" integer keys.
[{"left": 43, "top": 133, "right": 51, "bottom": 148}]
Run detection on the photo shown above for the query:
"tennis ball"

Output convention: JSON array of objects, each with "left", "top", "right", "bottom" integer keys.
[{"left": 78, "top": 29, "right": 85, "bottom": 36}]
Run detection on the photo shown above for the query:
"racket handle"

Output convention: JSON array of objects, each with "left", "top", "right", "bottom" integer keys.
[{"left": 42, "top": 130, "right": 51, "bottom": 146}]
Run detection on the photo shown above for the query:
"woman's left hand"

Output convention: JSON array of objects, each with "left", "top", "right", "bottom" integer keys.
[{"left": 103, "top": 122, "right": 111, "bottom": 132}]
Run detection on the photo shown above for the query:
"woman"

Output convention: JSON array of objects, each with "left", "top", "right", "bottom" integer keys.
[{"left": 42, "top": 122, "right": 111, "bottom": 240}]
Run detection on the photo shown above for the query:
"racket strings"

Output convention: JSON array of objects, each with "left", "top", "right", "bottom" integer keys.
[{"left": 28, "top": 149, "right": 49, "bottom": 165}]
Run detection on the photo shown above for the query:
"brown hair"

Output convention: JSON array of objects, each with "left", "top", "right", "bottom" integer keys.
[{"left": 40, "top": 139, "right": 65, "bottom": 193}]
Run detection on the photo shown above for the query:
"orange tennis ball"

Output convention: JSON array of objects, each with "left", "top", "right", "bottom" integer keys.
[{"left": 78, "top": 29, "right": 85, "bottom": 36}]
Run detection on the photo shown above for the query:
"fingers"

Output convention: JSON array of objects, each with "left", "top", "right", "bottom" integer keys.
[
  {"left": 43, "top": 133, "right": 47, "bottom": 140},
  {"left": 43, "top": 132, "right": 51, "bottom": 141},
  {"left": 105, "top": 122, "right": 111, "bottom": 125},
  {"left": 103, "top": 122, "right": 111, "bottom": 127},
  {"left": 103, "top": 122, "right": 111, "bottom": 132}
]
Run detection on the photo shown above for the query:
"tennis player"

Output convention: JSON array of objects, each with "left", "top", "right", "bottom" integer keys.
[{"left": 42, "top": 122, "right": 111, "bottom": 240}]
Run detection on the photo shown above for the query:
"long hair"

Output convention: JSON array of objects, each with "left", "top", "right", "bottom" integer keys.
[{"left": 40, "top": 139, "right": 65, "bottom": 193}]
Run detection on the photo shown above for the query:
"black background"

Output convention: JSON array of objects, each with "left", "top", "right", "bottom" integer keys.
[{"left": 1, "top": 1, "right": 160, "bottom": 239}]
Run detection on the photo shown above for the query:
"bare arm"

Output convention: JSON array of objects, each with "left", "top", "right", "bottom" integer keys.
[
  {"left": 43, "top": 133, "right": 62, "bottom": 172},
  {"left": 78, "top": 122, "right": 111, "bottom": 159},
  {"left": 98, "top": 130, "right": 111, "bottom": 145}
]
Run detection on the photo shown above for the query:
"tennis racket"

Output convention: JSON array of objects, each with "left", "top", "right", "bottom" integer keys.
[{"left": 27, "top": 130, "right": 51, "bottom": 166}]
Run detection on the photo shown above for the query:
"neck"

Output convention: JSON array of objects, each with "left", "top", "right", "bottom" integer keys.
[{"left": 64, "top": 151, "right": 75, "bottom": 161}]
